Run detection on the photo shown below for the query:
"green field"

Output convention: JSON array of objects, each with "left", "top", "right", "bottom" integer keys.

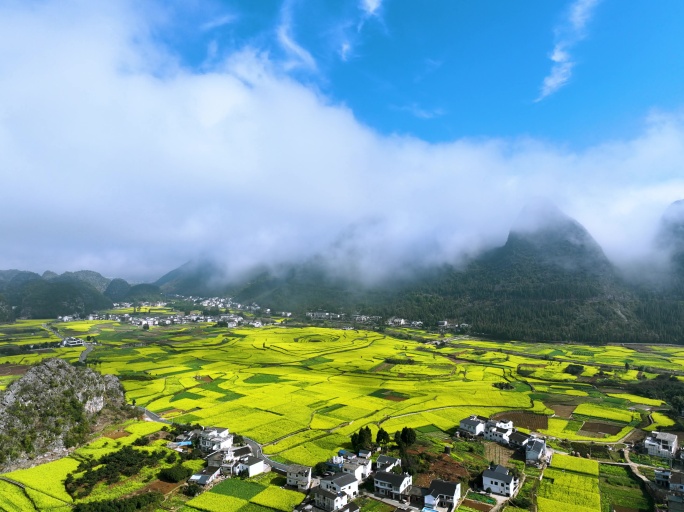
[{"left": 0, "top": 319, "right": 676, "bottom": 511}]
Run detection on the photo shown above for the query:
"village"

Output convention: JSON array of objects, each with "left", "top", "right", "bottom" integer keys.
[{"left": 144, "top": 407, "right": 684, "bottom": 512}]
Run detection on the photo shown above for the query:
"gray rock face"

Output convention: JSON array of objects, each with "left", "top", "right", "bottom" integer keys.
[{"left": 0, "top": 358, "right": 125, "bottom": 471}]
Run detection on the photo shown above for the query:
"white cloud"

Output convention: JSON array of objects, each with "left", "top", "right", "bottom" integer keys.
[
  {"left": 536, "top": 0, "right": 600, "bottom": 101},
  {"left": 0, "top": 0, "right": 682, "bottom": 282},
  {"left": 361, "top": 0, "right": 382, "bottom": 17},
  {"left": 340, "top": 41, "right": 351, "bottom": 61},
  {"left": 395, "top": 103, "right": 445, "bottom": 119},
  {"left": 276, "top": 2, "right": 317, "bottom": 72},
  {"left": 200, "top": 14, "right": 236, "bottom": 32}
]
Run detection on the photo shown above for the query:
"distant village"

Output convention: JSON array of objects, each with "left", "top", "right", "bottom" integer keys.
[{"left": 57, "top": 294, "right": 469, "bottom": 335}]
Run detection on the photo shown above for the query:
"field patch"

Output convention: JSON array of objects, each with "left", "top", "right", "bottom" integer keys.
[
  {"left": 0, "top": 363, "right": 30, "bottom": 376},
  {"left": 580, "top": 421, "right": 623, "bottom": 436},
  {"left": 573, "top": 402, "right": 638, "bottom": 424},
  {"left": 170, "top": 391, "right": 204, "bottom": 402},
  {"left": 244, "top": 374, "right": 285, "bottom": 384},
  {"left": 210, "top": 479, "right": 266, "bottom": 500},
  {"left": 549, "top": 404, "right": 577, "bottom": 418},
  {"left": 491, "top": 410, "right": 548, "bottom": 430},
  {"left": 369, "top": 388, "right": 409, "bottom": 401}
]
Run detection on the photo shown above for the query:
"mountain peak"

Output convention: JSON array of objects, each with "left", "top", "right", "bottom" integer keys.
[
  {"left": 510, "top": 199, "right": 573, "bottom": 235},
  {"left": 503, "top": 201, "right": 610, "bottom": 274},
  {"left": 656, "top": 199, "right": 684, "bottom": 254}
]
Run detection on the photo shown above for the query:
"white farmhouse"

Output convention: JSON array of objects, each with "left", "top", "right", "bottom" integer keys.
[
  {"left": 320, "top": 473, "right": 359, "bottom": 499},
  {"left": 483, "top": 464, "right": 519, "bottom": 497},
  {"left": 198, "top": 427, "right": 233, "bottom": 452},
  {"left": 373, "top": 471, "right": 412, "bottom": 501},
  {"left": 235, "top": 456, "right": 265, "bottom": 477},
  {"left": 424, "top": 479, "right": 461, "bottom": 509},
  {"left": 459, "top": 415, "right": 487, "bottom": 436},
  {"left": 287, "top": 465, "right": 312, "bottom": 491},
  {"left": 376, "top": 455, "right": 401, "bottom": 472},
  {"left": 645, "top": 431, "right": 678, "bottom": 458}
]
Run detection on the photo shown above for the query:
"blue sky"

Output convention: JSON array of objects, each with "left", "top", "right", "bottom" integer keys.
[
  {"left": 154, "top": 0, "right": 684, "bottom": 146},
  {"left": 1, "top": 0, "right": 684, "bottom": 280}
]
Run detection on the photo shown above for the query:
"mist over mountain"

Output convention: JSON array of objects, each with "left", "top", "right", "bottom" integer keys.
[{"left": 4, "top": 202, "right": 684, "bottom": 343}]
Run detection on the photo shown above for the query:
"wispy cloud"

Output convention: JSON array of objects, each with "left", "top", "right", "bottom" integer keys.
[
  {"left": 200, "top": 14, "right": 236, "bottom": 32},
  {"left": 360, "top": 0, "right": 382, "bottom": 17},
  {"left": 277, "top": 2, "right": 317, "bottom": 72},
  {"left": 396, "top": 103, "right": 445, "bottom": 119},
  {"left": 536, "top": 0, "right": 600, "bottom": 102},
  {"left": 339, "top": 41, "right": 351, "bottom": 61}
]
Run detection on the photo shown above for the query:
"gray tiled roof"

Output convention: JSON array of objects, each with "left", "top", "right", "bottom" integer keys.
[
  {"left": 483, "top": 465, "right": 515, "bottom": 485},
  {"left": 330, "top": 473, "right": 358, "bottom": 487},
  {"left": 374, "top": 470, "right": 410, "bottom": 487},
  {"left": 428, "top": 479, "right": 458, "bottom": 498}
]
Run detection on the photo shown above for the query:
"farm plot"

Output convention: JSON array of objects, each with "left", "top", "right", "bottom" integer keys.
[
  {"left": 573, "top": 403, "right": 639, "bottom": 424},
  {"left": 537, "top": 454, "right": 601, "bottom": 512},
  {"left": 580, "top": 422, "right": 624, "bottom": 437},
  {"left": 491, "top": 411, "right": 549, "bottom": 430}
]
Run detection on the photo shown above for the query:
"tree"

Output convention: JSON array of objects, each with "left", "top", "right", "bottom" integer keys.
[
  {"left": 400, "top": 427, "right": 416, "bottom": 446},
  {"left": 350, "top": 426, "right": 373, "bottom": 452},
  {"left": 158, "top": 464, "right": 192, "bottom": 483},
  {"left": 314, "top": 462, "right": 328, "bottom": 476},
  {"left": 394, "top": 430, "right": 403, "bottom": 447},
  {"left": 183, "top": 483, "right": 202, "bottom": 497},
  {"left": 376, "top": 427, "right": 390, "bottom": 447}
]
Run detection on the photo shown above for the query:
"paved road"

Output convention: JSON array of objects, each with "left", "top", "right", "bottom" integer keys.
[
  {"left": 79, "top": 343, "right": 94, "bottom": 363},
  {"left": 623, "top": 447, "right": 652, "bottom": 484},
  {"left": 137, "top": 407, "right": 172, "bottom": 425},
  {"left": 245, "top": 437, "right": 289, "bottom": 473}
]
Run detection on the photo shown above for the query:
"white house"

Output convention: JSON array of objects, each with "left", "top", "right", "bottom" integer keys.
[
  {"left": 526, "top": 437, "right": 548, "bottom": 465},
  {"left": 376, "top": 455, "right": 401, "bottom": 472},
  {"left": 235, "top": 456, "right": 265, "bottom": 477},
  {"left": 459, "top": 415, "right": 487, "bottom": 436},
  {"left": 424, "top": 479, "right": 461, "bottom": 509},
  {"left": 342, "top": 459, "right": 371, "bottom": 481},
  {"left": 189, "top": 465, "right": 222, "bottom": 486},
  {"left": 62, "top": 337, "right": 85, "bottom": 347},
  {"left": 373, "top": 471, "right": 412, "bottom": 501},
  {"left": 486, "top": 419, "right": 514, "bottom": 431},
  {"left": 313, "top": 488, "right": 348, "bottom": 512},
  {"left": 483, "top": 465, "right": 519, "bottom": 497},
  {"left": 320, "top": 473, "right": 359, "bottom": 499},
  {"left": 287, "top": 465, "right": 312, "bottom": 491},
  {"left": 485, "top": 425, "right": 512, "bottom": 445},
  {"left": 199, "top": 427, "right": 233, "bottom": 452},
  {"left": 645, "top": 432, "right": 678, "bottom": 458},
  {"left": 509, "top": 431, "right": 531, "bottom": 450}
]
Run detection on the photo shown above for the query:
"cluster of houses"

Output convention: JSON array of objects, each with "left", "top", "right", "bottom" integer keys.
[
  {"left": 298, "top": 451, "right": 461, "bottom": 512},
  {"left": 459, "top": 414, "right": 550, "bottom": 497},
  {"left": 172, "top": 425, "right": 463, "bottom": 512},
  {"left": 169, "top": 427, "right": 266, "bottom": 486}
]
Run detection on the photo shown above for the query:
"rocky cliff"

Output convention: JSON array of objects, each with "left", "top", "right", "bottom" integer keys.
[{"left": 0, "top": 358, "right": 125, "bottom": 471}]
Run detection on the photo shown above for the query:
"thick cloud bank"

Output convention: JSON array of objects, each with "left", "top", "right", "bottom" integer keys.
[{"left": 1, "top": 1, "right": 684, "bottom": 282}]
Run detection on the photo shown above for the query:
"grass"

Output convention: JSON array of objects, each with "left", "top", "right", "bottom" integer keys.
[{"left": 599, "top": 464, "right": 652, "bottom": 512}]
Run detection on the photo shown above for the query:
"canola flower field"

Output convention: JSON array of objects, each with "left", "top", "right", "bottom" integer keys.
[{"left": 0, "top": 318, "right": 676, "bottom": 511}]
